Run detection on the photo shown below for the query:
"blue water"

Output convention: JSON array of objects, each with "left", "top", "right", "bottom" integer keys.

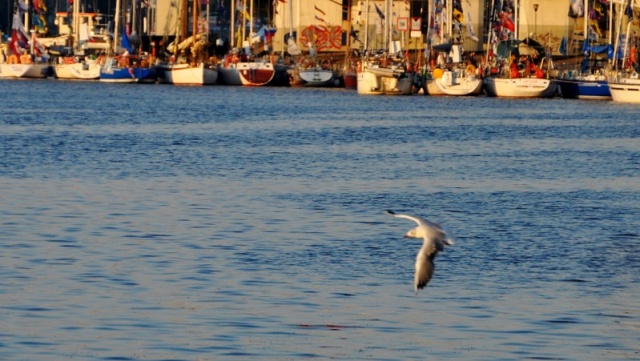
[{"left": 1, "top": 79, "right": 639, "bottom": 360}]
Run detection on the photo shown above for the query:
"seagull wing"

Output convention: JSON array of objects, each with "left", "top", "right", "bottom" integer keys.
[
  {"left": 414, "top": 240, "right": 438, "bottom": 293},
  {"left": 385, "top": 210, "right": 428, "bottom": 227}
]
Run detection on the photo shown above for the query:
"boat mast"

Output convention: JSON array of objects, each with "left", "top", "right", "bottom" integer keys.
[
  {"left": 249, "top": 0, "right": 254, "bottom": 49},
  {"left": 231, "top": 0, "right": 235, "bottom": 48},
  {"left": 113, "top": 0, "right": 120, "bottom": 54},
  {"left": 241, "top": 0, "right": 246, "bottom": 48},
  {"left": 73, "top": 0, "right": 80, "bottom": 50},
  {"left": 583, "top": 0, "right": 588, "bottom": 47},
  {"left": 364, "top": 0, "right": 369, "bottom": 50},
  {"left": 447, "top": 0, "right": 452, "bottom": 42},
  {"left": 514, "top": 0, "right": 519, "bottom": 40},
  {"left": 485, "top": 0, "right": 495, "bottom": 64},
  {"left": 345, "top": 0, "right": 353, "bottom": 59}
]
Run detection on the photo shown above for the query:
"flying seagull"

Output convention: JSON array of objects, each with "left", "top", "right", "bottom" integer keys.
[{"left": 385, "top": 210, "right": 454, "bottom": 294}]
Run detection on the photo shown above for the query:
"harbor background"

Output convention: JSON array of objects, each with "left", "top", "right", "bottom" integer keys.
[{"left": 0, "top": 79, "right": 639, "bottom": 360}]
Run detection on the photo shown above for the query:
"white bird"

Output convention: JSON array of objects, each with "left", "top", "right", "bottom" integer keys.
[{"left": 385, "top": 210, "right": 454, "bottom": 294}]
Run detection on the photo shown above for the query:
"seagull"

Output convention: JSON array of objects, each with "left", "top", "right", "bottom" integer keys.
[{"left": 385, "top": 210, "right": 454, "bottom": 294}]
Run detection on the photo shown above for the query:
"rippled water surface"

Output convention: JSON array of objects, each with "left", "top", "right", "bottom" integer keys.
[{"left": 1, "top": 79, "right": 639, "bottom": 360}]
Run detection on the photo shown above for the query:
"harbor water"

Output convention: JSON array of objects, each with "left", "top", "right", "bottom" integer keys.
[{"left": 1, "top": 79, "right": 639, "bottom": 360}]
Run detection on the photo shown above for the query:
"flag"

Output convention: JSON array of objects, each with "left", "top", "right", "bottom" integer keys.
[
  {"left": 464, "top": 0, "right": 478, "bottom": 41},
  {"left": 568, "top": 0, "right": 584, "bottom": 18},
  {"left": 626, "top": 1, "right": 634, "bottom": 21},
  {"left": 559, "top": 36, "right": 568, "bottom": 56},
  {"left": 121, "top": 27, "right": 133, "bottom": 53},
  {"left": 375, "top": 3, "right": 385, "bottom": 20}
]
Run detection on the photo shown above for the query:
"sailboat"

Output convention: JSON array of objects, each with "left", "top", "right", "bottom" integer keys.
[
  {"left": 0, "top": 0, "right": 50, "bottom": 79},
  {"left": 51, "top": 1, "right": 102, "bottom": 80},
  {"left": 424, "top": 0, "right": 482, "bottom": 96},
  {"left": 99, "top": 0, "right": 156, "bottom": 83},
  {"left": 483, "top": 0, "right": 556, "bottom": 98},
  {"left": 607, "top": 0, "right": 640, "bottom": 103},
  {"left": 218, "top": 0, "right": 275, "bottom": 86},
  {"left": 357, "top": 0, "right": 413, "bottom": 95},
  {"left": 555, "top": 0, "right": 612, "bottom": 99},
  {"left": 297, "top": 44, "right": 338, "bottom": 87},
  {"left": 158, "top": 0, "right": 218, "bottom": 85}
]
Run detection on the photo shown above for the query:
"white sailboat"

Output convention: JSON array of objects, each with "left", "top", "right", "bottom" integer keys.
[
  {"left": 357, "top": 0, "right": 412, "bottom": 95},
  {"left": 483, "top": 0, "right": 556, "bottom": 98},
  {"left": 424, "top": 0, "right": 482, "bottom": 96},
  {"left": 298, "top": 44, "right": 337, "bottom": 87},
  {"left": 52, "top": 0, "right": 101, "bottom": 80},
  {"left": 159, "top": 0, "right": 218, "bottom": 85},
  {"left": 607, "top": 0, "right": 640, "bottom": 103},
  {"left": 0, "top": 0, "right": 50, "bottom": 79}
]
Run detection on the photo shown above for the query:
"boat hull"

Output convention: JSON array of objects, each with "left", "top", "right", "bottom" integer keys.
[
  {"left": 217, "top": 66, "right": 243, "bottom": 85},
  {"left": 556, "top": 78, "right": 611, "bottom": 100},
  {"left": 343, "top": 70, "right": 357, "bottom": 89},
  {"left": 484, "top": 77, "right": 556, "bottom": 98},
  {"left": 427, "top": 73, "right": 483, "bottom": 96},
  {"left": 608, "top": 79, "right": 640, "bottom": 103},
  {"left": 357, "top": 68, "right": 412, "bottom": 95},
  {"left": 237, "top": 62, "right": 275, "bottom": 86},
  {"left": 100, "top": 64, "right": 157, "bottom": 83},
  {"left": 54, "top": 62, "right": 101, "bottom": 80},
  {"left": 298, "top": 68, "right": 337, "bottom": 87},
  {"left": 0, "top": 63, "right": 50, "bottom": 78},
  {"left": 159, "top": 63, "right": 218, "bottom": 85}
]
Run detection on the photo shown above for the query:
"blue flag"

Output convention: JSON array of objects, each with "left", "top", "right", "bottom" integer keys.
[
  {"left": 559, "top": 36, "right": 567, "bottom": 56},
  {"left": 121, "top": 28, "right": 133, "bottom": 53},
  {"left": 626, "top": 2, "right": 634, "bottom": 21}
]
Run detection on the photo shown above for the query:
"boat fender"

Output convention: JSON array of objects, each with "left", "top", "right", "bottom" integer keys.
[
  {"left": 7, "top": 54, "right": 19, "bottom": 64},
  {"left": 357, "top": 61, "right": 362, "bottom": 72},
  {"left": 20, "top": 54, "right": 32, "bottom": 64},
  {"left": 466, "top": 64, "right": 476, "bottom": 75}
]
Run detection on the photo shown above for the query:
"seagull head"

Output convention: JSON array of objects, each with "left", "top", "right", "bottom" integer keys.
[{"left": 403, "top": 227, "right": 421, "bottom": 239}]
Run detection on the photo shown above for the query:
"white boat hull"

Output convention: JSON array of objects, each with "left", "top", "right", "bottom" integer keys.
[
  {"left": 608, "top": 79, "right": 640, "bottom": 103},
  {"left": 427, "top": 72, "right": 483, "bottom": 96},
  {"left": 160, "top": 63, "right": 218, "bottom": 85},
  {"left": 298, "top": 68, "right": 336, "bottom": 87},
  {"left": 54, "top": 62, "right": 101, "bottom": 80},
  {"left": 484, "top": 77, "right": 556, "bottom": 98},
  {"left": 0, "top": 63, "right": 50, "bottom": 78},
  {"left": 357, "top": 67, "right": 412, "bottom": 95}
]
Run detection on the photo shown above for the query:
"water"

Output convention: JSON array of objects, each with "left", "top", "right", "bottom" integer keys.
[{"left": 1, "top": 79, "right": 639, "bottom": 360}]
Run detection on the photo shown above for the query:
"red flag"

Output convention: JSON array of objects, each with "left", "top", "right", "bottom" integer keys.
[{"left": 499, "top": 12, "right": 514, "bottom": 32}]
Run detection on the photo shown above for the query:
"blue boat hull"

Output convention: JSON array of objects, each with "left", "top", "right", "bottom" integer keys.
[
  {"left": 100, "top": 67, "right": 157, "bottom": 83},
  {"left": 556, "top": 79, "right": 611, "bottom": 100}
]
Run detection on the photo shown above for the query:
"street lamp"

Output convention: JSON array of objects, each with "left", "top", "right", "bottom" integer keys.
[{"left": 533, "top": 4, "right": 539, "bottom": 38}]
